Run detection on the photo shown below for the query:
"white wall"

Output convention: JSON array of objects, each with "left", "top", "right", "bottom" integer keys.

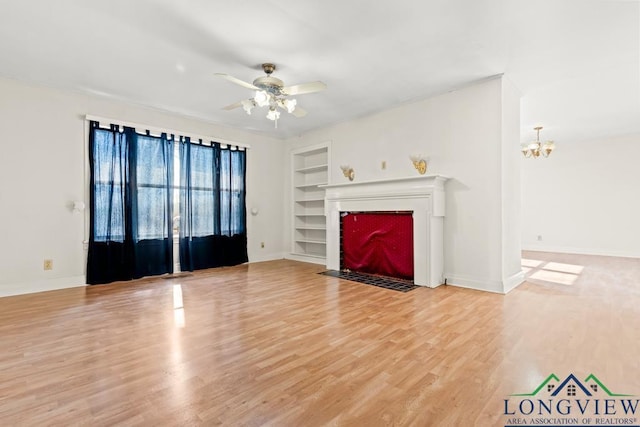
[
  {"left": 501, "top": 77, "right": 525, "bottom": 292},
  {"left": 522, "top": 132, "right": 640, "bottom": 258},
  {"left": 0, "top": 77, "right": 285, "bottom": 297},
  {"left": 286, "top": 76, "right": 523, "bottom": 293}
]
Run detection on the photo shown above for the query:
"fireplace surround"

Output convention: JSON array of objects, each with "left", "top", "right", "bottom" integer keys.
[{"left": 323, "top": 175, "right": 449, "bottom": 287}]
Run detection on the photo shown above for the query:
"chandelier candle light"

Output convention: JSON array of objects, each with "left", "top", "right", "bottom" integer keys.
[{"left": 522, "top": 126, "right": 555, "bottom": 158}]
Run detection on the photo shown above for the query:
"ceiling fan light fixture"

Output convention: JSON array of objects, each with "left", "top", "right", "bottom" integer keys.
[
  {"left": 254, "top": 90, "right": 270, "bottom": 107},
  {"left": 284, "top": 98, "right": 297, "bottom": 113},
  {"left": 241, "top": 99, "right": 255, "bottom": 115},
  {"left": 266, "top": 108, "right": 280, "bottom": 121}
]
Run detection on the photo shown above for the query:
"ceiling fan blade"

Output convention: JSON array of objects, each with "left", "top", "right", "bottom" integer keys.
[
  {"left": 214, "top": 73, "right": 259, "bottom": 90},
  {"left": 290, "top": 105, "right": 308, "bottom": 118},
  {"left": 222, "top": 101, "right": 243, "bottom": 110},
  {"left": 282, "top": 81, "right": 327, "bottom": 96}
]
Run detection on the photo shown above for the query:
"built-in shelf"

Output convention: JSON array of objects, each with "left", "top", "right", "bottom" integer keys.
[
  {"left": 291, "top": 143, "right": 329, "bottom": 263},
  {"left": 295, "top": 197, "right": 325, "bottom": 202},
  {"left": 290, "top": 252, "right": 325, "bottom": 259},
  {"left": 295, "top": 164, "right": 329, "bottom": 173},
  {"left": 295, "top": 238, "right": 326, "bottom": 244},
  {"left": 295, "top": 181, "right": 328, "bottom": 189},
  {"left": 295, "top": 225, "right": 326, "bottom": 230}
]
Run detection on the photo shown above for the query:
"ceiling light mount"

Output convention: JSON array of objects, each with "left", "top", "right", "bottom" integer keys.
[{"left": 261, "top": 63, "right": 276, "bottom": 76}]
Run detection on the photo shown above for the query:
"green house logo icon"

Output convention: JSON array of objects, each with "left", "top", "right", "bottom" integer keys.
[{"left": 511, "top": 373, "right": 632, "bottom": 397}]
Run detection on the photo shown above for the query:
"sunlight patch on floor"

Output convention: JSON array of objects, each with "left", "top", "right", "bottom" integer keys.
[
  {"left": 543, "top": 262, "right": 584, "bottom": 275},
  {"left": 522, "top": 258, "right": 544, "bottom": 268},
  {"left": 173, "top": 284, "right": 185, "bottom": 328},
  {"left": 521, "top": 259, "right": 584, "bottom": 286},
  {"left": 530, "top": 270, "right": 578, "bottom": 285}
]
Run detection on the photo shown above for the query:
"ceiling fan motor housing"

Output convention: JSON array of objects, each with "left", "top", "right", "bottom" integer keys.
[{"left": 252, "top": 76, "right": 284, "bottom": 95}]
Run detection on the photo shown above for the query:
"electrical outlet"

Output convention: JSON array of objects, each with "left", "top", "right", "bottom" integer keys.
[
  {"left": 261, "top": 242, "right": 265, "bottom": 248},
  {"left": 43, "top": 259, "right": 53, "bottom": 270},
  {"left": 537, "top": 235, "right": 543, "bottom": 241}
]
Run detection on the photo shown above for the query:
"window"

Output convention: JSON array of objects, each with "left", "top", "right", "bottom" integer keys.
[
  {"left": 92, "top": 127, "right": 126, "bottom": 242},
  {"left": 178, "top": 140, "right": 247, "bottom": 271},
  {"left": 87, "top": 122, "right": 174, "bottom": 284},
  {"left": 135, "top": 134, "right": 173, "bottom": 240},
  {"left": 87, "top": 120, "right": 248, "bottom": 284},
  {"left": 219, "top": 148, "right": 246, "bottom": 236},
  {"left": 567, "top": 384, "right": 576, "bottom": 396},
  {"left": 185, "top": 143, "right": 216, "bottom": 237}
]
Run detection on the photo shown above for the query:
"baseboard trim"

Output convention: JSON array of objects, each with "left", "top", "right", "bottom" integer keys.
[
  {"left": 0, "top": 275, "right": 86, "bottom": 298},
  {"left": 248, "top": 252, "right": 285, "bottom": 263},
  {"left": 444, "top": 270, "right": 525, "bottom": 295},
  {"left": 503, "top": 270, "right": 526, "bottom": 293},
  {"left": 285, "top": 253, "right": 327, "bottom": 266},
  {"left": 443, "top": 274, "right": 505, "bottom": 294},
  {"left": 522, "top": 245, "right": 640, "bottom": 259}
]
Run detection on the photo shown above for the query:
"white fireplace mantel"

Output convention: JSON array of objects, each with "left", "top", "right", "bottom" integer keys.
[{"left": 322, "top": 175, "right": 449, "bottom": 287}]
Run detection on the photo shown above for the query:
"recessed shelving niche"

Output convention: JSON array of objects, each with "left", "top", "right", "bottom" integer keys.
[{"left": 290, "top": 143, "right": 329, "bottom": 263}]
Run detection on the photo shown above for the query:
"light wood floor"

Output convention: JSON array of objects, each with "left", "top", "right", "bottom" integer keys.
[{"left": 1, "top": 251, "right": 639, "bottom": 426}]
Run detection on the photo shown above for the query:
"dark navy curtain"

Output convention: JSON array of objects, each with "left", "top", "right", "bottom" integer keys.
[
  {"left": 179, "top": 139, "right": 247, "bottom": 271},
  {"left": 87, "top": 121, "right": 174, "bottom": 284}
]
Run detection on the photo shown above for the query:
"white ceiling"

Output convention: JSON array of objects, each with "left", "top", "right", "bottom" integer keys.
[{"left": 0, "top": 0, "right": 638, "bottom": 142}]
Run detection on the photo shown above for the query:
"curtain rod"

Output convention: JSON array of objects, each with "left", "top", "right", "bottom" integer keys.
[{"left": 84, "top": 114, "right": 251, "bottom": 149}]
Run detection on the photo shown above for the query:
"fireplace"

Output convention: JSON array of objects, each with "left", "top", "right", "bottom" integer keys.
[{"left": 323, "top": 175, "right": 449, "bottom": 287}]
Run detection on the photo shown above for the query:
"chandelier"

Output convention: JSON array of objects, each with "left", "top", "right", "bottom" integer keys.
[{"left": 521, "top": 126, "right": 555, "bottom": 158}]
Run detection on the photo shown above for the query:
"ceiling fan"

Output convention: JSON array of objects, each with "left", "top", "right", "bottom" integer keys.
[{"left": 215, "top": 63, "right": 326, "bottom": 126}]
